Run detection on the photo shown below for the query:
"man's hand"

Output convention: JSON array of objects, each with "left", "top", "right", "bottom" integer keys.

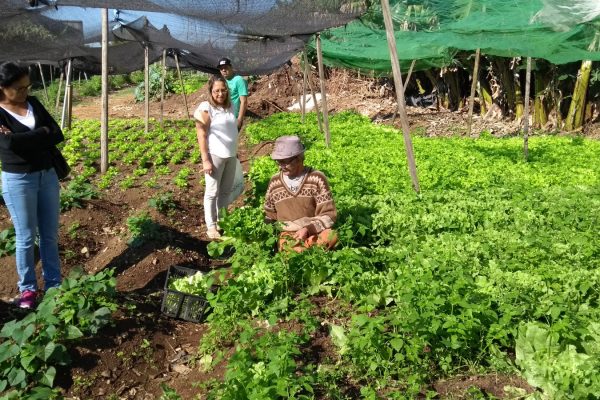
[
  {"left": 293, "top": 227, "right": 309, "bottom": 240},
  {"left": 237, "top": 118, "right": 243, "bottom": 130}
]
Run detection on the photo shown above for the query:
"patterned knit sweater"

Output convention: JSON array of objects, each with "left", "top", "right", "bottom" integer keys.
[{"left": 264, "top": 168, "right": 336, "bottom": 235}]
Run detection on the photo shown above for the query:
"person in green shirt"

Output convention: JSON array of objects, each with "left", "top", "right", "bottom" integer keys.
[{"left": 218, "top": 57, "right": 248, "bottom": 130}]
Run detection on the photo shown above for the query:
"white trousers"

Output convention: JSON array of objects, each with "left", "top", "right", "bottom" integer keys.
[{"left": 204, "top": 154, "right": 236, "bottom": 228}]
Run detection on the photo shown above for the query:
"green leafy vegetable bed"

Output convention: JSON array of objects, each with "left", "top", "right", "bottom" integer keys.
[{"left": 201, "top": 111, "right": 600, "bottom": 398}]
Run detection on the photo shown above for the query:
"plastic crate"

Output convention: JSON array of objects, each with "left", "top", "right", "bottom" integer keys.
[{"left": 161, "top": 265, "right": 209, "bottom": 323}]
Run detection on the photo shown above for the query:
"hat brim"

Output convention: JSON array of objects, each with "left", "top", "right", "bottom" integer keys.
[{"left": 271, "top": 149, "right": 305, "bottom": 160}]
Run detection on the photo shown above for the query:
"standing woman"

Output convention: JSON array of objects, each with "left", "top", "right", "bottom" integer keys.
[
  {"left": 194, "top": 75, "right": 239, "bottom": 239},
  {"left": 0, "top": 61, "right": 63, "bottom": 308}
]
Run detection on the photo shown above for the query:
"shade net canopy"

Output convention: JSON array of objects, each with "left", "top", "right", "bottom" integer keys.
[
  {"left": 0, "top": 0, "right": 367, "bottom": 74},
  {"left": 313, "top": 0, "right": 600, "bottom": 74}
]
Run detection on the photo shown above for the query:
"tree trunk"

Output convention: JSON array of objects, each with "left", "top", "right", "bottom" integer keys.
[
  {"left": 533, "top": 71, "right": 549, "bottom": 128},
  {"left": 514, "top": 64, "right": 524, "bottom": 120},
  {"left": 478, "top": 77, "right": 492, "bottom": 116},
  {"left": 443, "top": 68, "right": 462, "bottom": 111},
  {"left": 564, "top": 59, "right": 592, "bottom": 131},
  {"left": 493, "top": 58, "right": 516, "bottom": 117},
  {"left": 424, "top": 69, "right": 443, "bottom": 111}
]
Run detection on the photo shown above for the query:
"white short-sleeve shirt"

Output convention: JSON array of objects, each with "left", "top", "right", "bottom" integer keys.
[{"left": 194, "top": 101, "right": 238, "bottom": 158}]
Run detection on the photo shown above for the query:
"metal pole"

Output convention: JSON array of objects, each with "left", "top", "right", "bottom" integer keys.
[
  {"left": 523, "top": 57, "right": 532, "bottom": 161},
  {"left": 467, "top": 48, "right": 481, "bottom": 136},
  {"left": 100, "top": 8, "right": 109, "bottom": 173},
  {"left": 381, "top": 0, "right": 420, "bottom": 193},
  {"left": 174, "top": 52, "right": 190, "bottom": 119},
  {"left": 315, "top": 34, "right": 331, "bottom": 147}
]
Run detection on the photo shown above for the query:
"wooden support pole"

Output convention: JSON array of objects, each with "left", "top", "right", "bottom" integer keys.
[
  {"left": 60, "top": 59, "right": 72, "bottom": 129},
  {"left": 66, "top": 84, "right": 73, "bottom": 129},
  {"left": 315, "top": 34, "right": 331, "bottom": 147},
  {"left": 381, "top": 0, "right": 420, "bottom": 193},
  {"left": 523, "top": 57, "right": 532, "bottom": 161},
  {"left": 55, "top": 71, "right": 64, "bottom": 112},
  {"left": 174, "top": 52, "right": 190, "bottom": 119},
  {"left": 467, "top": 48, "right": 481, "bottom": 136},
  {"left": 160, "top": 49, "right": 166, "bottom": 128},
  {"left": 404, "top": 59, "right": 416, "bottom": 94},
  {"left": 303, "top": 51, "right": 322, "bottom": 132},
  {"left": 301, "top": 51, "right": 308, "bottom": 122},
  {"left": 37, "top": 62, "right": 49, "bottom": 103},
  {"left": 100, "top": 8, "right": 109, "bottom": 173},
  {"left": 144, "top": 45, "right": 150, "bottom": 134},
  {"left": 392, "top": 59, "right": 416, "bottom": 124}
]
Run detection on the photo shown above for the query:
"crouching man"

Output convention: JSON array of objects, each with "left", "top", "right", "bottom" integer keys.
[{"left": 264, "top": 135, "right": 338, "bottom": 252}]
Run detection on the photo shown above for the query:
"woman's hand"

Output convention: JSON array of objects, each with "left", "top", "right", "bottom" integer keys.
[
  {"left": 202, "top": 159, "right": 214, "bottom": 175},
  {"left": 0, "top": 125, "right": 11, "bottom": 135}
]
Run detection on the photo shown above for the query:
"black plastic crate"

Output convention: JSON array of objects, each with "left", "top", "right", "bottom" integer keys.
[{"left": 161, "top": 265, "right": 209, "bottom": 323}]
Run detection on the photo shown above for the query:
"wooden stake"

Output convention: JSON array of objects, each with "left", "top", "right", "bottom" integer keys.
[
  {"left": 301, "top": 51, "right": 308, "bottom": 122},
  {"left": 144, "top": 45, "right": 150, "bottom": 134},
  {"left": 37, "top": 62, "right": 49, "bottom": 103},
  {"left": 523, "top": 57, "right": 532, "bottom": 161},
  {"left": 381, "top": 0, "right": 420, "bottom": 193},
  {"left": 60, "top": 59, "right": 72, "bottom": 129},
  {"left": 467, "top": 48, "right": 481, "bottom": 136},
  {"left": 174, "top": 52, "right": 190, "bottom": 119},
  {"left": 303, "top": 51, "right": 322, "bottom": 132},
  {"left": 100, "top": 7, "right": 109, "bottom": 173},
  {"left": 55, "top": 71, "right": 64, "bottom": 112},
  {"left": 315, "top": 34, "right": 330, "bottom": 147},
  {"left": 160, "top": 49, "right": 166, "bottom": 128},
  {"left": 66, "top": 84, "right": 73, "bottom": 129},
  {"left": 392, "top": 59, "right": 416, "bottom": 124}
]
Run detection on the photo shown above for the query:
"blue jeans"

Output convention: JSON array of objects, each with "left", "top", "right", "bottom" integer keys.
[{"left": 2, "top": 169, "right": 61, "bottom": 292}]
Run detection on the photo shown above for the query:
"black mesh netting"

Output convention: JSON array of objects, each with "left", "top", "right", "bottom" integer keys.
[{"left": 1, "top": 0, "right": 367, "bottom": 74}]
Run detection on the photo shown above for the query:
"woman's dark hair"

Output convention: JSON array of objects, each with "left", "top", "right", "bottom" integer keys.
[
  {"left": 207, "top": 74, "right": 231, "bottom": 110},
  {"left": 0, "top": 62, "right": 29, "bottom": 88}
]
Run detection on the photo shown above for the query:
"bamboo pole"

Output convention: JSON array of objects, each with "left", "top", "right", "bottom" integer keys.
[
  {"left": 55, "top": 71, "right": 64, "bottom": 112},
  {"left": 315, "top": 34, "right": 330, "bottom": 147},
  {"left": 467, "top": 48, "right": 481, "bottom": 136},
  {"left": 100, "top": 7, "right": 109, "bottom": 173},
  {"left": 303, "top": 51, "right": 322, "bottom": 132},
  {"left": 381, "top": 0, "right": 420, "bottom": 193},
  {"left": 174, "top": 52, "right": 190, "bottom": 119},
  {"left": 60, "top": 59, "right": 72, "bottom": 129},
  {"left": 160, "top": 49, "right": 166, "bottom": 128},
  {"left": 37, "top": 63, "right": 49, "bottom": 103},
  {"left": 523, "top": 57, "right": 531, "bottom": 161},
  {"left": 144, "top": 45, "right": 150, "bottom": 134}
]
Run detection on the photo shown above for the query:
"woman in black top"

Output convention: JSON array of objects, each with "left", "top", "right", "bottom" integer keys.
[{"left": 0, "top": 61, "right": 63, "bottom": 309}]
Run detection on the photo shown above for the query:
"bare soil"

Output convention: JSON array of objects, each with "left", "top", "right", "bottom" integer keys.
[{"left": 6, "top": 58, "right": 588, "bottom": 399}]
